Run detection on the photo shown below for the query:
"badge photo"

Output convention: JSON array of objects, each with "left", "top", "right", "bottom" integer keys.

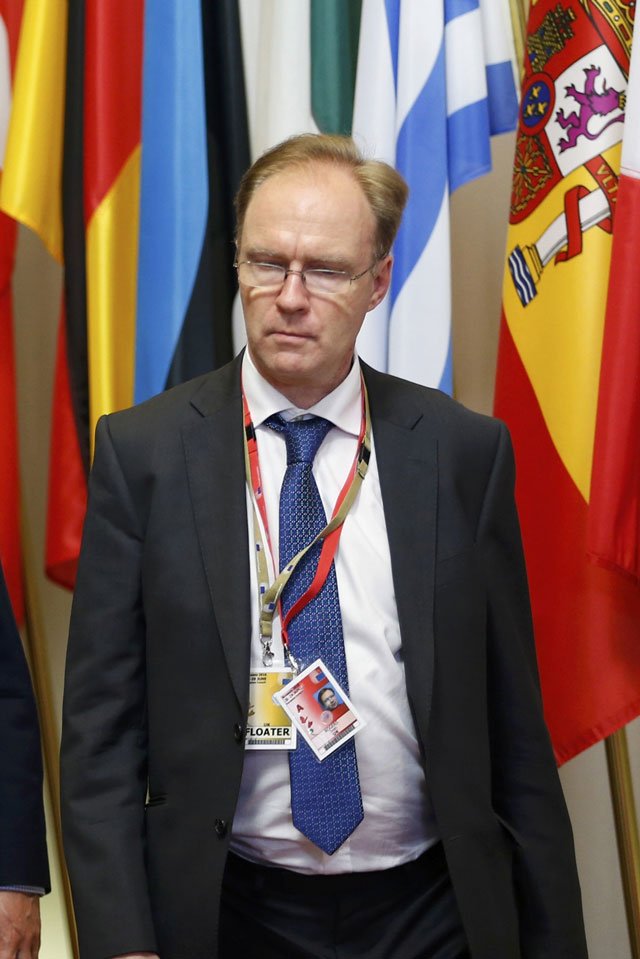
[{"left": 272, "top": 658, "right": 364, "bottom": 761}]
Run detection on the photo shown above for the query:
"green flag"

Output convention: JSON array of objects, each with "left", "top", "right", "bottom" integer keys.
[{"left": 311, "top": 0, "right": 362, "bottom": 134}]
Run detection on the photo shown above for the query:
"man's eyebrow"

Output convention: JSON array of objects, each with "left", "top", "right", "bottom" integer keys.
[
  {"left": 304, "top": 255, "right": 353, "bottom": 271},
  {"left": 242, "top": 249, "right": 355, "bottom": 270},
  {"left": 242, "top": 248, "right": 281, "bottom": 260}
]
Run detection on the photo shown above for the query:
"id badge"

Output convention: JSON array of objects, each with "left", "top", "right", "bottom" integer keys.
[
  {"left": 246, "top": 669, "right": 297, "bottom": 750},
  {"left": 272, "top": 659, "right": 364, "bottom": 761}
]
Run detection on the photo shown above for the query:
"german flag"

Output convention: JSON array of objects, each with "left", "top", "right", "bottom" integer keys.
[{"left": 495, "top": 0, "right": 640, "bottom": 762}]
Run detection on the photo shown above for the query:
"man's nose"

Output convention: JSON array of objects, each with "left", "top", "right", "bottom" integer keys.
[{"left": 275, "top": 270, "right": 309, "bottom": 310}]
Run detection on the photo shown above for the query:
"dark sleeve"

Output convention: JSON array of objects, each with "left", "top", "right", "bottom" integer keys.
[
  {"left": 0, "top": 567, "right": 49, "bottom": 889},
  {"left": 480, "top": 423, "right": 588, "bottom": 958},
  {"left": 60, "top": 415, "right": 157, "bottom": 959}
]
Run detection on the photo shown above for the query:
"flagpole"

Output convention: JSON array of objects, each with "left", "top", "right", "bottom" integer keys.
[
  {"left": 509, "top": 0, "right": 529, "bottom": 80},
  {"left": 605, "top": 728, "right": 640, "bottom": 959},
  {"left": 20, "top": 510, "right": 79, "bottom": 959}
]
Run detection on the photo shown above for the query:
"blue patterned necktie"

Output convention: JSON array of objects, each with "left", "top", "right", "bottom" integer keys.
[{"left": 267, "top": 413, "right": 364, "bottom": 854}]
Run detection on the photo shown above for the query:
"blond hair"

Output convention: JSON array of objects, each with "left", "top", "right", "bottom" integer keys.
[{"left": 235, "top": 133, "right": 408, "bottom": 258}]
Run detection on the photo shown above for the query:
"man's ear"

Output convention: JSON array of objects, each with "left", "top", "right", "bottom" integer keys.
[{"left": 367, "top": 255, "right": 393, "bottom": 312}]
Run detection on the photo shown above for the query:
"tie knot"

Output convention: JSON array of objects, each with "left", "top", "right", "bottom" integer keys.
[{"left": 267, "top": 414, "right": 332, "bottom": 465}]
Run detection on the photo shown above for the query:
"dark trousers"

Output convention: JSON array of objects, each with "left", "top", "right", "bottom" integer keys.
[{"left": 219, "top": 843, "right": 470, "bottom": 959}]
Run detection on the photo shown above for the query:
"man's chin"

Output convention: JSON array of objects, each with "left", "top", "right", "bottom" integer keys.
[{"left": 263, "top": 347, "right": 317, "bottom": 379}]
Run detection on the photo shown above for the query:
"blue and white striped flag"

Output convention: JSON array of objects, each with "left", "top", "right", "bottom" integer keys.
[{"left": 353, "top": 0, "right": 518, "bottom": 392}]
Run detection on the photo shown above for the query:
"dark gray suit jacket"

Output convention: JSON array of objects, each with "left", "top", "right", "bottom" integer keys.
[
  {"left": 0, "top": 567, "right": 49, "bottom": 890},
  {"left": 61, "top": 355, "right": 587, "bottom": 959}
]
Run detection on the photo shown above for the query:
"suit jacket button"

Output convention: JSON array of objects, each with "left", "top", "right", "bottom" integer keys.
[
  {"left": 234, "top": 723, "right": 244, "bottom": 743},
  {"left": 214, "top": 819, "right": 227, "bottom": 838}
]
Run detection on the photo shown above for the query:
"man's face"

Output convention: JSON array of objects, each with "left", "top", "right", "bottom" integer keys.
[
  {"left": 238, "top": 164, "right": 392, "bottom": 407},
  {"left": 319, "top": 688, "right": 339, "bottom": 710}
]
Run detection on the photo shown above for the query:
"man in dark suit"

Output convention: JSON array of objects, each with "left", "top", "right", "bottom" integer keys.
[
  {"left": 61, "top": 134, "right": 587, "bottom": 959},
  {"left": 0, "top": 565, "right": 49, "bottom": 958}
]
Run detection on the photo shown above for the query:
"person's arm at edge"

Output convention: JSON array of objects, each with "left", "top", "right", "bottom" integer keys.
[
  {"left": 0, "top": 568, "right": 49, "bottom": 958},
  {"left": 0, "top": 892, "right": 41, "bottom": 959}
]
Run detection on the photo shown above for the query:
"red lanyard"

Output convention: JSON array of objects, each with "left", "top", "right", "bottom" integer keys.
[{"left": 242, "top": 377, "right": 371, "bottom": 665}]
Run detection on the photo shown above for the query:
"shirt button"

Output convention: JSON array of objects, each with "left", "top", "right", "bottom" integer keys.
[
  {"left": 234, "top": 723, "right": 244, "bottom": 743},
  {"left": 214, "top": 819, "right": 227, "bottom": 838}
]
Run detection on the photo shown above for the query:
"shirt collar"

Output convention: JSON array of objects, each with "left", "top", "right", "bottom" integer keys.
[{"left": 242, "top": 350, "right": 362, "bottom": 438}]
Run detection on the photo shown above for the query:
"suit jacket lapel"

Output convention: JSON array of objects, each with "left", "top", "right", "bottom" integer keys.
[
  {"left": 363, "top": 364, "right": 438, "bottom": 748},
  {"left": 181, "top": 357, "right": 251, "bottom": 713}
]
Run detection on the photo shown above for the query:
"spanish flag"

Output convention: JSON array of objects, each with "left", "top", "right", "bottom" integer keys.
[{"left": 495, "top": 0, "right": 640, "bottom": 762}]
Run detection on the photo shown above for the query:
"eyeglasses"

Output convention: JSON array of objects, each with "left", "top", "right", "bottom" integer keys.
[{"left": 234, "top": 259, "right": 378, "bottom": 296}]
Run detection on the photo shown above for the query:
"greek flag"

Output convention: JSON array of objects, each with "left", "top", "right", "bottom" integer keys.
[{"left": 353, "top": 0, "right": 518, "bottom": 392}]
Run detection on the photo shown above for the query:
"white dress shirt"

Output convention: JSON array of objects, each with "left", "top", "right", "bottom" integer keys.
[{"left": 230, "top": 351, "right": 438, "bottom": 874}]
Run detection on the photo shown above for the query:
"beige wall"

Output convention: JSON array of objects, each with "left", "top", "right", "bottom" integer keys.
[{"left": 13, "top": 130, "right": 639, "bottom": 958}]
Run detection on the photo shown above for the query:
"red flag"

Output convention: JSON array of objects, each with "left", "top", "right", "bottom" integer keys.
[
  {"left": 589, "top": 32, "right": 640, "bottom": 582},
  {"left": 495, "top": 0, "right": 640, "bottom": 763},
  {"left": 1, "top": 0, "right": 73, "bottom": 589}
]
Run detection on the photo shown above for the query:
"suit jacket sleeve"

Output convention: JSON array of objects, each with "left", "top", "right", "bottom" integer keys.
[
  {"left": 0, "top": 567, "right": 49, "bottom": 889},
  {"left": 480, "top": 423, "right": 587, "bottom": 958},
  {"left": 60, "top": 415, "right": 158, "bottom": 959}
]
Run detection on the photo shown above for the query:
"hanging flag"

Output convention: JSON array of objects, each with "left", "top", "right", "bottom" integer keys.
[
  {"left": 240, "top": 0, "right": 318, "bottom": 163},
  {"left": 352, "top": 0, "right": 518, "bottom": 389},
  {"left": 310, "top": 0, "right": 362, "bottom": 135},
  {"left": 0, "top": 0, "right": 65, "bottom": 261},
  {"left": 239, "top": 0, "right": 361, "bottom": 156},
  {"left": 0, "top": 0, "right": 24, "bottom": 620},
  {"left": 83, "top": 0, "right": 143, "bottom": 432},
  {"left": 589, "top": 30, "right": 640, "bottom": 582},
  {"left": 0, "top": 0, "right": 88, "bottom": 589},
  {"left": 495, "top": 0, "right": 640, "bottom": 763},
  {"left": 480, "top": 0, "right": 521, "bottom": 134},
  {"left": 136, "top": 0, "right": 249, "bottom": 405}
]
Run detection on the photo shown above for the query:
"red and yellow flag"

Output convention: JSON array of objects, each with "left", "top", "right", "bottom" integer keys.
[
  {"left": 83, "top": 1, "right": 143, "bottom": 437},
  {"left": 0, "top": 0, "right": 79, "bottom": 588},
  {"left": 495, "top": 0, "right": 640, "bottom": 763}
]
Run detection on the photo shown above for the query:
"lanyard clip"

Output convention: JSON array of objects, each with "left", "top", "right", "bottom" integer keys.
[{"left": 260, "top": 633, "right": 275, "bottom": 668}]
